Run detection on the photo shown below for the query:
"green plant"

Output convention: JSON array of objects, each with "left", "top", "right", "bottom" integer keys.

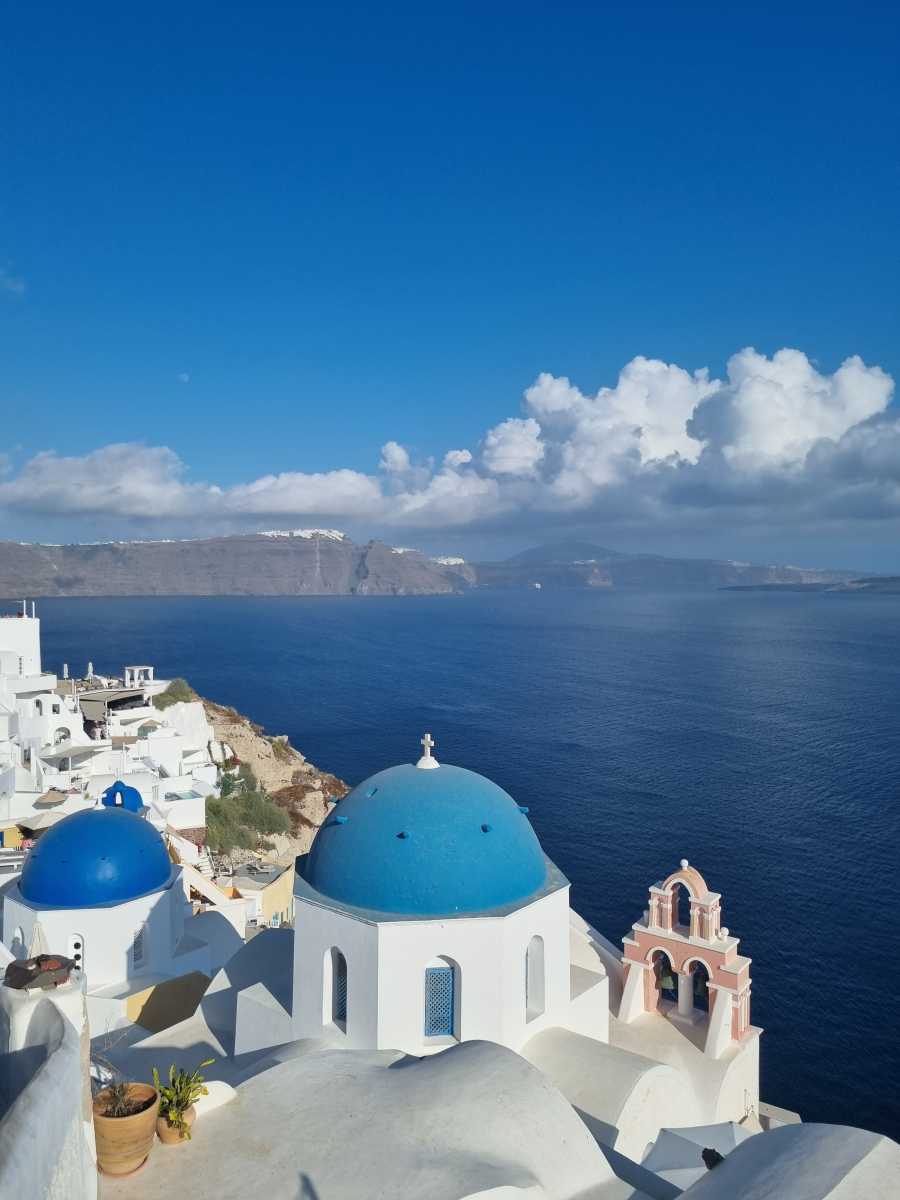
[
  {"left": 237, "top": 763, "right": 259, "bottom": 791},
  {"left": 205, "top": 780, "right": 289, "bottom": 853},
  {"left": 102, "top": 1079, "right": 132, "bottom": 1117},
  {"left": 152, "top": 1059, "right": 214, "bottom": 1138},
  {"left": 92, "top": 1053, "right": 154, "bottom": 1118},
  {"left": 152, "top": 678, "right": 196, "bottom": 710}
]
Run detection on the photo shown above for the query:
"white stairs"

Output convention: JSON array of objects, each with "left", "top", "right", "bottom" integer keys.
[{"left": 195, "top": 849, "right": 214, "bottom": 878}]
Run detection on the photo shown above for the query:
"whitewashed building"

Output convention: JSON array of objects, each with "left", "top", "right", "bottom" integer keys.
[{"left": 290, "top": 735, "right": 605, "bottom": 1054}]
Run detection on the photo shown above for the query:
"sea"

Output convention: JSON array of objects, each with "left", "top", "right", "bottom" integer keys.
[{"left": 32, "top": 589, "right": 900, "bottom": 1139}]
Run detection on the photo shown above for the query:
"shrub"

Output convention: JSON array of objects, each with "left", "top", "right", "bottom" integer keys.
[
  {"left": 235, "top": 790, "right": 290, "bottom": 836},
  {"left": 152, "top": 678, "right": 196, "bottom": 710},
  {"left": 205, "top": 797, "right": 255, "bottom": 854},
  {"left": 205, "top": 788, "right": 289, "bottom": 853},
  {"left": 237, "top": 763, "right": 258, "bottom": 791}
]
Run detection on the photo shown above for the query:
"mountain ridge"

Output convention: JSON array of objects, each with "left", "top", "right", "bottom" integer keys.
[{"left": 0, "top": 532, "right": 871, "bottom": 596}]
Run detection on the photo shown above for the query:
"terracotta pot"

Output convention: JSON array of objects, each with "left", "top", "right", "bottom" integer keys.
[
  {"left": 93, "top": 1084, "right": 159, "bottom": 1176},
  {"left": 156, "top": 1104, "right": 196, "bottom": 1145}
]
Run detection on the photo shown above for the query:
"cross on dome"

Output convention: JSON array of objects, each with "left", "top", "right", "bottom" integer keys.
[{"left": 416, "top": 732, "right": 440, "bottom": 770}]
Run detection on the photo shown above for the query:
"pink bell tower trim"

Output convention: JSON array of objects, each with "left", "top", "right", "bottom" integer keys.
[{"left": 619, "top": 860, "right": 755, "bottom": 1058}]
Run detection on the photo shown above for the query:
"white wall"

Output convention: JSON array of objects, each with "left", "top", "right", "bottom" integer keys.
[
  {"left": 291, "top": 885, "right": 575, "bottom": 1057},
  {"left": 157, "top": 701, "right": 214, "bottom": 755},
  {"left": 0, "top": 615, "right": 42, "bottom": 677},
  {"left": 0, "top": 977, "right": 96, "bottom": 1200},
  {"left": 2, "top": 871, "right": 192, "bottom": 990},
  {"left": 291, "top": 901, "right": 379, "bottom": 1048}
]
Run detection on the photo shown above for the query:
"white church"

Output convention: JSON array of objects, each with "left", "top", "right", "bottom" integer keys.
[{"left": 1, "top": 731, "right": 897, "bottom": 1199}]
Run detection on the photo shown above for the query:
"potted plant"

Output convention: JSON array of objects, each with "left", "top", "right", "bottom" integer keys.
[
  {"left": 153, "top": 1058, "right": 214, "bottom": 1145},
  {"left": 92, "top": 1074, "right": 159, "bottom": 1176}
]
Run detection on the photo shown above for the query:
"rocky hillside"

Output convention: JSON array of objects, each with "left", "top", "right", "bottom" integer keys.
[
  {"left": 0, "top": 530, "right": 475, "bottom": 596},
  {"left": 474, "top": 542, "right": 863, "bottom": 591},
  {"left": 203, "top": 696, "right": 348, "bottom": 856},
  {"left": 0, "top": 531, "right": 867, "bottom": 595}
]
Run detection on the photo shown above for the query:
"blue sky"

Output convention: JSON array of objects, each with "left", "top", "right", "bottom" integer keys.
[{"left": 2, "top": 2, "right": 899, "bottom": 567}]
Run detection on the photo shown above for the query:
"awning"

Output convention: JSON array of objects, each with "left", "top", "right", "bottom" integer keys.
[
  {"left": 40, "top": 739, "right": 109, "bottom": 760},
  {"left": 19, "top": 811, "right": 65, "bottom": 831},
  {"left": 34, "top": 788, "right": 68, "bottom": 808}
]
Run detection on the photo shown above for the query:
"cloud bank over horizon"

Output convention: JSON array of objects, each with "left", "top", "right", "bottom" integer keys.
[{"left": 2, "top": 347, "right": 898, "bottom": 551}]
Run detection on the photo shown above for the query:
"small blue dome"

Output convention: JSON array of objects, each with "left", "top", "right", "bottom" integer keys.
[
  {"left": 302, "top": 763, "right": 548, "bottom": 915},
  {"left": 101, "top": 780, "right": 145, "bottom": 813},
  {"left": 19, "top": 808, "right": 172, "bottom": 909}
]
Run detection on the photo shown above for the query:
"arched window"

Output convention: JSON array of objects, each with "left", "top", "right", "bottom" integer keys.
[
  {"left": 689, "top": 960, "right": 710, "bottom": 1013},
  {"left": 132, "top": 925, "right": 147, "bottom": 970},
  {"left": 424, "top": 956, "right": 458, "bottom": 1039},
  {"left": 11, "top": 927, "right": 26, "bottom": 959},
  {"left": 525, "top": 935, "right": 545, "bottom": 1022},
  {"left": 650, "top": 949, "right": 677, "bottom": 1009},
  {"left": 53, "top": 727, "right": 69, "bottom": 747},
  {"left": 323, "top": 947, "right": 347, "bottom": 1029},
  {"left": 673, "top": 882, "right": 691, "bottom": 930}
]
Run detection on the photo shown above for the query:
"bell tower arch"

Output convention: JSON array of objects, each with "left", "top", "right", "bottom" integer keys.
[{"left": 619, "top": 860, "right": 754, "bottom": 1058}]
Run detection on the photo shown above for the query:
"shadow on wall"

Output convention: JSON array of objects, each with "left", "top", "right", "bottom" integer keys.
[
  {"left": 189, "top": 907, "right": 245, "bottom": 974},
  {"left": 130, "top": 971, "right": 210, "bottom": 1033},
  {"left": 200, "top": 927, "right": 293, "bottom": 1056},
  {"left": 0, "top": 1043, "right": 50, "bottom": 1120}
]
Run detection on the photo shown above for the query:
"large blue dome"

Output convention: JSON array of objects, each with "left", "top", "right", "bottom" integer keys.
[
  {"left": 301, "top": 762, "right": 548, "bottom": 915},
  {"left": 19, "top": 807, "right": 173, "bottom": 909}
]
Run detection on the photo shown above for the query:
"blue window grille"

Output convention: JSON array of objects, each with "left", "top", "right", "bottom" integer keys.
[
  {"left": 333, "top": 952, "right": 347, "bottom": 1023},
  {"left": 424, "top": 965, "right": 454, "bottom": 1036}
]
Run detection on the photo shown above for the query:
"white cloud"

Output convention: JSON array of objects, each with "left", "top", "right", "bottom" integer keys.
[
  {"left": 1, "top": 347, "right": 896, "bottom": 540},
  {"left": 482, "top": 417, "right": 545, "bottom": 477},
  {"left": 526, "top": 357, "right": 715, "bottom": 467},
  {"left": 689, "top": 348, "right": 893, "bottom": 466},
  {"left": 379, "top": 441, "right": 411, "bottom": 474}
]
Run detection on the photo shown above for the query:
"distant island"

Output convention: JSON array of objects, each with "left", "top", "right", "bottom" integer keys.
[
  {"left": 0, "top": 530, "right": 882, "bottom": 596},
  {"left": 721, "top": 577, "right": 900, "bottom": 594}
]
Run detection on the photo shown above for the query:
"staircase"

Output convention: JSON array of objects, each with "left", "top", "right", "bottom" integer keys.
[{"left": 195, "top": 848, "right": 214, "bottom": 878}]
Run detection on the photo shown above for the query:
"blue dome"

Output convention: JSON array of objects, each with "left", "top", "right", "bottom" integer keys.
[
  {"left": 19, "top": 808, "right": 172, "bottom": 909},
  {"left": 302, "top": 763, "right": 548, "bottom": 916},
  {"left": 101, "top": 780, "right": 145, "bottom": 813}
]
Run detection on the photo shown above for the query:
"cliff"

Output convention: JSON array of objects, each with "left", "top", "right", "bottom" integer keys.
[
  {"left": 202, "top": 695, "right": 348, "bottom": 858},
  {"left": 0, "top": 532, "right": 866, "bottom": 595},
  {"left": 0, "top": 531, "right": 474, "bottom": 597}
]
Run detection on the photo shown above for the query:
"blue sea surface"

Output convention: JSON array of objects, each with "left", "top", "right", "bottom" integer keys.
[{"left": 33, "top": 589, "right": 900, "bottom": 1138}]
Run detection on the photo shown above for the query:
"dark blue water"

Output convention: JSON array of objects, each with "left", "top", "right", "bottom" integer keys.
[{"left": 32, "top": 590, "right": 900, "bottom": 1138}]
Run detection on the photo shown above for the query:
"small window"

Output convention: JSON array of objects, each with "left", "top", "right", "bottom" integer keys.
[
  {"left": 132, "top": 926, "right": 146, "bottom": 968},
  {"left": 334, "top": 953, "right": 347, "bottom": 1022},
  {"left": 324, "top": 947, "right": 347, "bottom": 1029},
  {"left": 424, "top": 963, "right": 456, "bottom": 1037}
]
